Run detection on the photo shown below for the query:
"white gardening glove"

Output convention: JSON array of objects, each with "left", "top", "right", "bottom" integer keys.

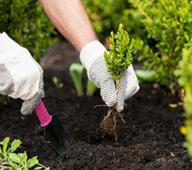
[
  {"left": 0, "top": 32, "right": 44, "bottom": 115},
  {"left": 80, "top": 40, "right": 140, "bottom": 112}
]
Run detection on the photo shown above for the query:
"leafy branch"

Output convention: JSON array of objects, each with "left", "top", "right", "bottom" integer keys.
[{"left": 104, "top": 24, "right": 134, "bottom": 89}]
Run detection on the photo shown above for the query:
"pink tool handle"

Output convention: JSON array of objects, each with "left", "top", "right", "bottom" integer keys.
[{"left": 35, "top": 100, "right": 52, "bottom": 127}]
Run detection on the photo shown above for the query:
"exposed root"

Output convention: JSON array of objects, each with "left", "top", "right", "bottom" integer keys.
[
  {"left": 93, "top": 104, "right": 107, "bottom": 108},
  {"left": 100, "top": 107, "right": 126, "bottom": 141},
  {"left": 116, "top": 111, "right": 126, "bottom": 123}
]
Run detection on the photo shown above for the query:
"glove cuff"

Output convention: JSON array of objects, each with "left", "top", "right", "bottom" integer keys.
[{"left": 80, "top": 40, "right": 106, "bottom": 72}]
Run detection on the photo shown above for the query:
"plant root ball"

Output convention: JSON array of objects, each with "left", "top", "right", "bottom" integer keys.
[{"left": 99, "top": 108, "right": 121, "bottom": 141}]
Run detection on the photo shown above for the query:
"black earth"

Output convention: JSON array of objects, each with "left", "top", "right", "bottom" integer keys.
[{"left": 0, "top": 41, "right": 191, "bottom": 170}]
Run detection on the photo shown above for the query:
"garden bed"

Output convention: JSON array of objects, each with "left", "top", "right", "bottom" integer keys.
[{"left": 0, "top": 42, "right": 191, "bottom": 170}]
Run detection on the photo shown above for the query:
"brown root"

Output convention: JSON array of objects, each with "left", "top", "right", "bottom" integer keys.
[{"left": 100, "top": 107, "right": 125, "bottom": 141}]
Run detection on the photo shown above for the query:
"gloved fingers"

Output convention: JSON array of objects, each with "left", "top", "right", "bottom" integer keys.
[
  {"left": 116, "top": 71, "right": 127, "bottom": 112},
  {"left": 0, "top": 33, "right": 43, "bottom": 100},
  {"left": 89, "top": 55, "right": 108, "bottom": 87},
  {"left": 116, "top": 65, "right": 140, "bottom": 112},
  {"left": 20, "top": 68, "right": 44, "bottom": 115},
  {"left": 21, "top": 88, "right": 44, "bottom": 115},
  {"left": 125, "top": 65, "right": 140, "bottom": 100},
  {"left": 0, "top": 64, "right": 14, "bottom": 96},
  {"left": 89, "top": 57, "right": 117, "bottom": 107},
  {"left": 100, "top": 79, "right": 117, "bottom": 107}
]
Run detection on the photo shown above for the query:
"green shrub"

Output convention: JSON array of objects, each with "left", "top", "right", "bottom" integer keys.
[
  {"left": 129, "top": 0, "right": 192, "bottom": 91},
  {"left": 0, "top": 0, "right": 57, "bottom": 61},
  {"left": 177, "top": 46, "right": 192, "bottom": 156},
  {"left": 0, "top": 137, "right": 49, "bottom": 169},
  {"left": 82, "top": 0, "right": 144, "bottom": 40}
]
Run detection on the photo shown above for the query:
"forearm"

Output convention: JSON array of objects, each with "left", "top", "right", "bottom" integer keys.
[{"left": 39, "top": 0, "right": 97, "bottom": 52}]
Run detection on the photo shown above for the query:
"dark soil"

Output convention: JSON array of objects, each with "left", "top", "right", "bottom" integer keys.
[{"left": 0, "top": 41, "right": 192, "bottom": 170}]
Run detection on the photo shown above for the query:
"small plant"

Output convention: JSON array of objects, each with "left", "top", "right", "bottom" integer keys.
[
  {"left": 0, "top": 137, "right": 21, "bottom": 169},
  {"left": 100, "top": 24, "right": 134, "bottom": 139},
  {"left": 69, "top": 63, "right": 97, "bottom": 97},
  {"left": 52, "top": 76, "right": 63, "bottom": 88},
  {"left": 0, "top": 137, "right": 49, "bottom": 170}
]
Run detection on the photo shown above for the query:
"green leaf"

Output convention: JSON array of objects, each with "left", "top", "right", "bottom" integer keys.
[
  {"left": 135, "top": 69, "right": 158, "bottom": 82},
  {"left": 34, "top": 167, "right": 43, "bottom": 170},
  {"left": 22, "top": 151, "right": 28, "bottom": 166},
  {"left": 8, "top": 159, "right": 21, "bottom": 169},
  {"left": 8, "top": 153, "right": 21, "bottom": 163},
  {"left": 1, "top": 137, "right": 10, "bottom": 159},
  {"left": 28, "top": 156, "right": 39, "bottom": 168},
  {"left": 0, "top": 137, "right": 10, "bottom": 147},
  {"left": 69, "top": 63, "right": 85, "bottom": 96},
  {"left": 9, "top": 139, "right": 21, "bottom": 153},
  {"left": 86, "top": 80, "right": 97, "bottom": 96}
]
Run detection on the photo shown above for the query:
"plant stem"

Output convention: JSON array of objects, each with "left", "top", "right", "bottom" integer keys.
[
  {"left": 115, "top": 79, "right": 120, "bottom": 92},
  {"left": 105, "top": 78, "right": 120, "bottom": 120}
]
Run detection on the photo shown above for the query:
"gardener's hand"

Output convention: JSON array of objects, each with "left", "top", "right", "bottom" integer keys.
[
  {"left": 80, "top": 41, "right": 139, "bottom": 112},
  {"left": 0, "top": 32, "right": 44, "bottom": 115}
]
